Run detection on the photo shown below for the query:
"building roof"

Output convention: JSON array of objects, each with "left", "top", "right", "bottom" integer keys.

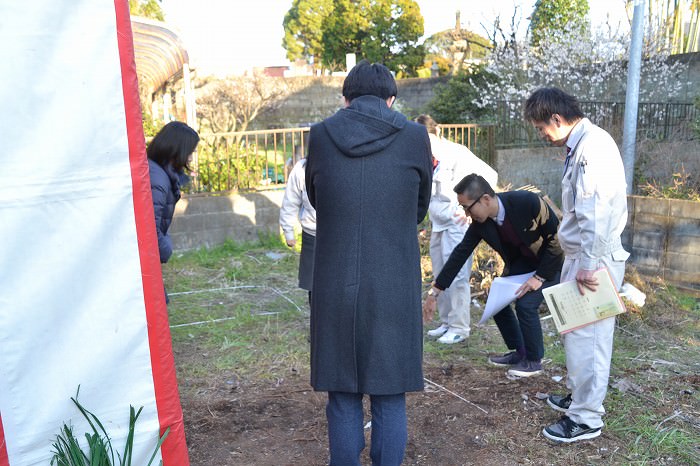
[{"left": 131, "top": 16, "right": 189, "bottom": 95}]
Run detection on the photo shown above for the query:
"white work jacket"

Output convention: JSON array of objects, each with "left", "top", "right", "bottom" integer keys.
[
  {"left": 559, "top": 118, "right": 628, "bottom": 270},
  {"left": 279, "top": 159, "right": 316, "bottom": 240},
  {"left": 428, "top": 134, "right": 498, "bottom": 232}
]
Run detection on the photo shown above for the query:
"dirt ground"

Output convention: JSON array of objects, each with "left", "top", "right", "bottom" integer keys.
[
  {"left": 178, "top": 355, "right": 632, "bottom": 465},
  {"left": 169, "top": 245, "right": 698, "bottom": 465}
]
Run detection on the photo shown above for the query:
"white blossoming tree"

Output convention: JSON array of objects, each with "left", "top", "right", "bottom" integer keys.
[
  {"left": 474, "top": 15, "right": 689, "bottom": 122},
  {"left": 428, "top": 10, "right": 690, "bottom": 132}
]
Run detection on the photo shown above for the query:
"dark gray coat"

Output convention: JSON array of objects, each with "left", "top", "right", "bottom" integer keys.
[{"left": 305, "top": 95, "right": 432, "bottom": 395}]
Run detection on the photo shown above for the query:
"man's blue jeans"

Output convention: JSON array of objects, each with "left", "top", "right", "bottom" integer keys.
[{"left": 326, "top": 391, "right": 407, "bottom": 466}]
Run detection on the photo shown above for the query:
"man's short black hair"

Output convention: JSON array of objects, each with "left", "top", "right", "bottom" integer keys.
[
  {"left": 342, "top": 60, "right": 398, "bottom": 101},
  {"left": 524, "top": 87, "right": 584, "bottom": 123},
  {"left": 453, "top": 173, "right": 495, "bottom": 200}
]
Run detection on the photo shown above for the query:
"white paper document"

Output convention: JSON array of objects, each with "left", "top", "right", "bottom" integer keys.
[
  {"left": 479, "top": 272, "right": 535, "bottom": 325},
  {"left": 542, "top": 268, "right": 626, "bottom": 334}
]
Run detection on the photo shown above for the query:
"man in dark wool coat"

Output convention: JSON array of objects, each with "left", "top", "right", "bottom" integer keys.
[{"left": 305, "top": 60, "right": 433, "bottom": 466}]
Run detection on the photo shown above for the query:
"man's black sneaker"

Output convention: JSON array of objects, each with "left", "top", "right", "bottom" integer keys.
[
  {"left": 547, "top": 393, "right": 572, "bottom": 412},
  {"left": 507, "top": 359, "right": 543, "bottom": 377},
  {"left": 488, "top": 351, "right": 522, "bottom": 367},
  {"left": 543, "top": 415, "right": 602, "bottom": 443}
]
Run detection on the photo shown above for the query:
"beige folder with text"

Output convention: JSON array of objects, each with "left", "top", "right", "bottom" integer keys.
[{"left": 542, "top": 268, "right": 626, "bottom": 334}]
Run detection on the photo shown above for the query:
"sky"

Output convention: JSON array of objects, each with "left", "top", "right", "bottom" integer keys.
[{"left": 161, "top": 0, "right": 631, "bottom": 77}]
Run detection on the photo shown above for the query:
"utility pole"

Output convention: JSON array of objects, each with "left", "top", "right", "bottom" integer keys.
[{"left": 622, "top": 0, "right": 646, "bottom": 194}]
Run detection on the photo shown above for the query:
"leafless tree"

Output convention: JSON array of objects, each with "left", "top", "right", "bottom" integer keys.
[
  {"left": 481, "top": 6, "right": 525, "bottom": 62},
  {"left": 196, "top": 72, "right": 290, "bottom": 135}
]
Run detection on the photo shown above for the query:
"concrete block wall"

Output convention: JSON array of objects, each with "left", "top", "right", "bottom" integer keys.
[
  {"left": 492, "top": 146, "right": 699, "bottom": 291},
  {"left": 169, "top": 189, "right": 285, "bottom": 251},
  {"left": 493, "top": 146, "right": 564, "bottom": 199},
  {"left": 169, "top": 165, "right": 699, "bottom": 293},
  {"left": 626, "top": 195, "right": 700, "bottom": 291}
]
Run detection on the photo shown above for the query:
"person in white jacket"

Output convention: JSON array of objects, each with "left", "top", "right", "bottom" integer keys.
[
  {"left": 525, "top": 87, "right": 629, "bottom": 443},
  {"left": 279, "top": 158, "right": 316, "bottom": 301},
  {"left": 416, "top": 115, "right": 498, "bottom": 344}
]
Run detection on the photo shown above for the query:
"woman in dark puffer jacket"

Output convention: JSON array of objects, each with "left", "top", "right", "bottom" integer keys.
[{"left": 147, "top": 121, "right": 199, "bottom": 300}]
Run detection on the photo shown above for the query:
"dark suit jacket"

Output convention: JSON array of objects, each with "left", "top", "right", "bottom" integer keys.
[{"left": 435, "top": 190, "right": 564, "bottom": 290}]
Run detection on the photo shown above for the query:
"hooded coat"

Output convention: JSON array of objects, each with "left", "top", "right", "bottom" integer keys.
[
  {"left": 305, "top": 95, "right": 433, "bottom": 395},
  {"left": 148, "top": 159, "right": 185, "bottom": 263}
]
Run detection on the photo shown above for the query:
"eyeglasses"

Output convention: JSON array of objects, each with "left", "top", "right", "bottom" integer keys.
[{"left": 462, "top": 194, "right": 484, "bottom": 215}]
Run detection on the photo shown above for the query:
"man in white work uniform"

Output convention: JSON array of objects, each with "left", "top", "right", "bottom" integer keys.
[
  {"left": 416, "top": 114, "right": 498, "bottom": 344},
  {"left": 279, "top": 157, "right": 316, "bottom": 305},
  {"left": 524, "top": 87, "right": 630, "bottom": 443}
]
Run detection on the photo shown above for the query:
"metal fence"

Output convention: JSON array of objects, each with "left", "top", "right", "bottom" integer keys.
[
  {"left": 187, "top": 100, "right": 696, "bottom": 193},
  {"left": 440, "top": 124, "right": 496, "bottom": 166},
  {"left": 494, "top": 100, "right": 698, "bottom": 148},
  {"left": 190, "top": 124, "right": 495, "bottom": 193},
  {"left": 191, "top": 127, "right": 309, "bottom": 193}
]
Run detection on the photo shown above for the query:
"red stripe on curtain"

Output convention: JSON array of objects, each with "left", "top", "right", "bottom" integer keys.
[
  {"left": 0, "top": 413, "right": 8, "bottom": 466},
  {"left": 113, "top": 1, "right": 189, "bottom": 464}
]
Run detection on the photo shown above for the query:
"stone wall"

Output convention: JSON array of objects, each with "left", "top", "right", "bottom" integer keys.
[
  {"left": 396, "top": 76, "right": 449, "bottom": 116},
  {"left": 250, "top": 52, "right": 699, "bottom": 131},
  {"left": 255, "top": 76, "right": 344, "bottom": 129},
  {"left": 655, "top": 52, "right": 700, "bottom": 103},
  {"left": 253, "top": 75, "right": 450, "bottom": 129}
]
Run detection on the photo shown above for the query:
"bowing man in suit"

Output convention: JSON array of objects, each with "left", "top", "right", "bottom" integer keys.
[{"left": 423, "top": 174, "right": 564, "bottom": 377}]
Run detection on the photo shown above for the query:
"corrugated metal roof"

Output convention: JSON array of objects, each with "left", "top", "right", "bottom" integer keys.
[{"left": 132, "top": 16, "right": 189, "bottom": 95}]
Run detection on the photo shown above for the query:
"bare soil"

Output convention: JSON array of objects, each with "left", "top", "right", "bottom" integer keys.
[
  {"left": 178, "top": 349, "right": 639, "bottom": 465},
  {"left": 170, "top": 247, "right": 699, "bottom": 465}
]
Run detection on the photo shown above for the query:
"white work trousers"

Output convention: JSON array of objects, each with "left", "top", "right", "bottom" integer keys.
[
  {"left": 561, "top": 251, "right": 627, "bottom": 428},
  {"left": 430, "top": 228, "right": 472, "bottom": 335}
]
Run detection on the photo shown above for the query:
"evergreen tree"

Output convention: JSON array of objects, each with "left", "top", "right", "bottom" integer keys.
[
  {"left": 129, "top": 0, "right": 164, "bottom": 21},
  {"left": 529, "top": 0, "right": 589, "bottom": 48},
  {"left": 282, "top": 0, "right": 334, "bottom": 69},
  {"left": 283, "top": 0, "right": 425, "bottom": 75},
  {"left": 427, "top": 66, "right": 499, "bottom": 123}
]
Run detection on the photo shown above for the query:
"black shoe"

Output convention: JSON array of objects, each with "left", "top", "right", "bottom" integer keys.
[
  {"left": 543, "top": 415, "right": 602, "bottom": 443},
  {"left": 488, "top": 351, "right": 522, "bottom": 367},
  {"left": 507, "top": 359, "right": 543, "bottom": 377},
  {"left": 547, "top": 393, "right": 572, "bottom": 412}
]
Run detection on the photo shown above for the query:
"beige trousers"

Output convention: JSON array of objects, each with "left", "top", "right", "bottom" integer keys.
[
  {"left": 430, "top": 228, "right": 472, "bottom": 335},
  {"left": 561, "top": 249, "right": 627, "bottom": 428}
]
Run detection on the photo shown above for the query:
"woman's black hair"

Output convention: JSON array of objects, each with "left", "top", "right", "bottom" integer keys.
[{"left": 147, "top": 121, "right": 199, "bottom": 171}]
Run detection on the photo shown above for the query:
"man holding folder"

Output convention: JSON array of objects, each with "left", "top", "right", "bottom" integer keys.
[
  {"left": 423, "top": 174, "right": 563, "bottom": 378},
  {"left": 525, "top": 87, "right": 630, "bottom": 443}
]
